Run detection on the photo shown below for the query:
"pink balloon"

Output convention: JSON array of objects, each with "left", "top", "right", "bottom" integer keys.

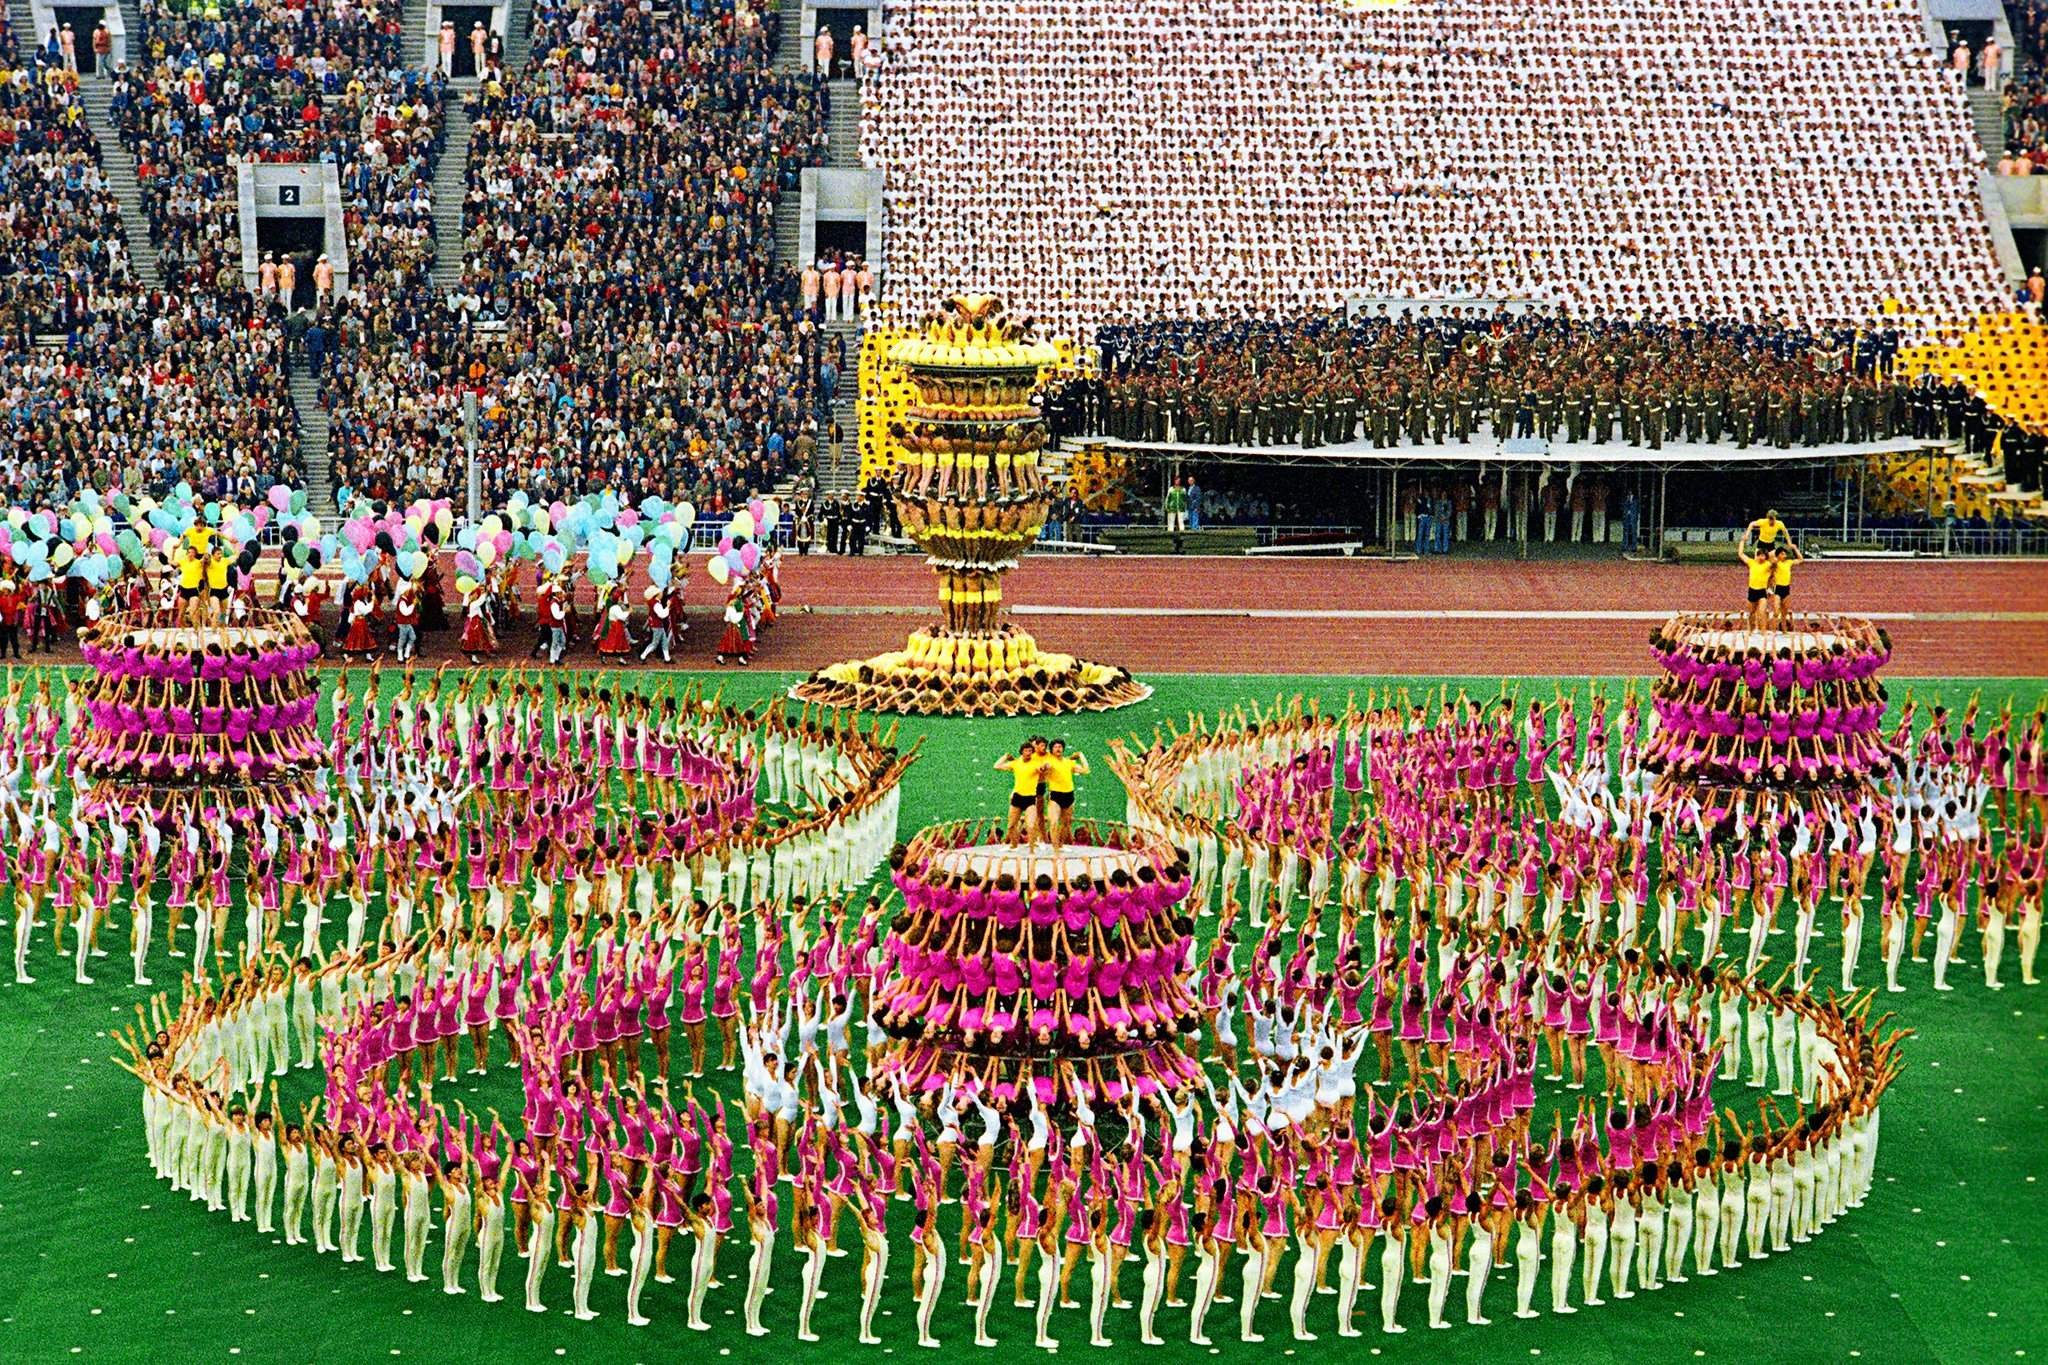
[
  {"left": 747, "top": 499, "right": 766, "bottom": 525},
  {"left": 267, "top": 484, "right": 293, "bottom": 512},
  {"left": 716, "top": 537, "right": 733, "bottom": 556},
  {"left": 250, "top": 507, "right": 271, "bottom": 533},
  {"left": 739, "top": 542, "right": 761, "bottom": 572},
  {"left": 616, "top": 509, "right": 639, "bottom": 531},
  {"left": 96, "top": 530, "right": 118, "bottom": 555},
  {"left": 494, "top": 530, "right": 513, "bottom": 555}
]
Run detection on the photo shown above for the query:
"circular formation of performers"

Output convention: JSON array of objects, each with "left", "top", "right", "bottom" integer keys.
[{"left": 6, "top": 664, "right": 2024, "bottom": 1349}]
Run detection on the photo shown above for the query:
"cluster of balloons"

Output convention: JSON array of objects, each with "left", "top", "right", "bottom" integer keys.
[
  {"left": 1, "top": 484, "right": 320, "bottom": 589},
  {"left": 332, "top": 490, "right": 715, "bottom": 601},
  {"left": 2, "top": 483, "right": 784, "bottom": 604},
  {"left": 704, "top": 497, "right": 781, "bottom": 587}
]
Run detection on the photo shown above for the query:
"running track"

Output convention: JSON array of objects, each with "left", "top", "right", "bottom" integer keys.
[{"left": 31, "top": 557, "right": 2048, "bottom": 677}]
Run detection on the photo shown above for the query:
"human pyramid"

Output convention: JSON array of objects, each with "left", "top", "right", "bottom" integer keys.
[{"left": 70, "top": 658, "right": 2041, "bottom": 1348}]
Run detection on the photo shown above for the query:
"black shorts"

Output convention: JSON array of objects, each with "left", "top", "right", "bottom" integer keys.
[
  {"left": 211, "top": 586, "right": 230, "bottom": 600},
  {"left": 1049, "top": 790, "right": 1075, "bottom": 809},
  {"left": 179, "top": 585, "right": 202, "bottom": 600},
  {"left": 1774, "top": 585, "right": 1791, "bottom": 599},
  {"left": 1010, "top": 792, "right": 1037, "bottom": 811},
  {"left": 1747, "top": 587, "right": 1768, "bottom": 602}
]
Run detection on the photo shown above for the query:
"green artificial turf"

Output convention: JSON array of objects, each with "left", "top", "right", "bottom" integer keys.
[{"left": 0, "top": 670, "right": 2041, "bottom": 1364}]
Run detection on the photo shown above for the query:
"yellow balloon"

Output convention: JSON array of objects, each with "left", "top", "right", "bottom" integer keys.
[
  {"left": 477, "top": 541, "right": 498, "bottom": 568},
  {"left": 706, "top": 555, "right": 732, "bottom": 585},
  {"left": 729, "top": 511, "right": 756, "bottom": 541},
  {"left": 435, "top": 506, "right": 454, "bottom": 538}
]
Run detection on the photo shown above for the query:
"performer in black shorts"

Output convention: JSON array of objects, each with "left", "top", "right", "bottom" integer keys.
[{"left": 996, "top": 737, "right": 1048, "bottom": 844}]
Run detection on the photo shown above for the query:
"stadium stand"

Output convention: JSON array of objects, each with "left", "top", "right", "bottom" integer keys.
[
  {"left": 318, "top": 0, "right": 827, "bottom": 511},
  {"left": 0, "top": 7, "right": 301, "bottom": 506},
  {"left": 863, "top": 0, "right": 2009, "bottom": 342}
]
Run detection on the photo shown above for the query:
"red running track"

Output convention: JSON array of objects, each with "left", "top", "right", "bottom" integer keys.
[{"left": 20, "top": 557, "right": 2047, "bottom": 677}]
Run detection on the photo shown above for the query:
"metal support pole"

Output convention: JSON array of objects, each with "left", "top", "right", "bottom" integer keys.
[
  {"left": 463, "top": 390, "right": 480, "bottom": 524},
  {"left": 1646, "top": 470, "right": 1662, "bottom": 556},
  {"left": 1518, "top": 467, "right": 1529, "bottom": 560},
  {"left": 1388, "top": 464, "right": 1400, "bottom": 556}
]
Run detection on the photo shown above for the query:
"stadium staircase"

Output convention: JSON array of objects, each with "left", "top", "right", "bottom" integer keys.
[
  {"left": 431, "top": 99, "right": 472, "bottom": 292},
  {"left": 68, "top": 51, "right": 161, "bottom": 292},
  {"left": 1970, "top": 87, "right": 2006, "bottom": 161}
]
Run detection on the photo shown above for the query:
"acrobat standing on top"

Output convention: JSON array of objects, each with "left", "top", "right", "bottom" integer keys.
[{"left": 996, "top": 738, "right": 1048, "bottom": 844}]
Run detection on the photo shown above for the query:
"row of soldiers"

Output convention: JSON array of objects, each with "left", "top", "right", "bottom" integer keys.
[
  {"left": 1075, "top": 310, "right": 1941, "bottom": 452},
  {"left": 1097, "top": 368, "right": 1921, "bottom": 451}
]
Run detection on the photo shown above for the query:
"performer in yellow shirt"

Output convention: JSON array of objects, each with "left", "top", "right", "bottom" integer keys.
[
  {"left": 996, "top": 738, "right": 1049, "bottom": 844},
  {"left": 1039, "top": 739, "right": 1091, "bottom": 851},
  {"left": 176, "top": 545, "right": 206, "bottom": 626},
  {"left": 1737, "top": 545, "right": 1774, "bottom": 631},
  {"left": 1770, "top": 544, "right": 1800, "bottom": 629}
]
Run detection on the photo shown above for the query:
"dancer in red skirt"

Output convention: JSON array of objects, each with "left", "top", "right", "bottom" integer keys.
[
  {"left": 596, "top": 583, "right": 634, "bottom": 657},
  {"left": 716, "top": 581, "right": 753, "bottom": 667},
  {"left": 341, "top": 584, "right": 378, "bottom": 659},
  {"left": 460, "top": 582, "right": 496, "bottom": 661}
]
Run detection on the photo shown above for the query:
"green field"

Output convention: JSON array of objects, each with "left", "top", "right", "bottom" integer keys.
[{"left": 0, "top": 671, "right": 2041, "bottom": 1364}]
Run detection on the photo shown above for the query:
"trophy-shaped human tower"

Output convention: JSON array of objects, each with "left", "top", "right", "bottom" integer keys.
[{"left": 794, "top": 295, "right": 1147, "bottom": 716}]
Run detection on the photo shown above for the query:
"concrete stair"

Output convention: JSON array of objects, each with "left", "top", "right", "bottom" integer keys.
[
  {"left": 506, "top": 0, "right": 532, "bottom": 69},
  {"left": 73, "top": 79, "right": 162, "bottom": 290},
  {"left": 432, "top": 100, "right": 473, "bottom": 289},
  {"left": 826, "top": 77, "right": 859, "bottom": 167},
  {"left": 813, "top": 318, "right": 863, "bottom": 494},
  {"left": 404, "top": 0, "right": 430, "bottom": 68},
  {"left": 5, "top": 0, "right": 37, "bottom": 54},
  {"left": 1970, "top": 87, "right": 2007, "bottom": 162},
  {"left": 773, "top": 0, "right": 805, "bottom": 72},
  {"left": 290, "top": 371, "right": 336, "bottom": 512}
]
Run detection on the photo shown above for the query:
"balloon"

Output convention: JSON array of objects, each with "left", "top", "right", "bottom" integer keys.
[
  {"left": 676, "top": 501, "right": 695, "bottom": 532},
  {"left": 481, "top": 514, "right": 504, "bottom": 538},
  {"left": 268, "top": 484, "right": 293, "bottom": 512},
  {"left": 541, "top": 540, "right": 567, "bottom": 574},
  {"left": 716, "top": 537, "right": 733, "bottom": 557},
  {"left": 531, "top": 508, "right": 551, "bottom": 535},
  {"left": 760, "top": 498, "right": 780, "bottom": 531},
  {"left": 748, "top": 499, "right": 766, "bottom": 526},
  {"left": 739, "top": 542, "right": 760, "bottom": 573},
  {"left": 649, "top": 560, "right": 671, "bottom": 589},
  {"left": 95, "top": 530, "right": 117, "bottom": 555},
  {"left": 455, "top": 575, "right": 477, "bottom": 597},
  {"left": 203, "top": 501, "right": 222, "bottom": 526},
  {"left": 455, "top": 550, "right": 481, "bottom": 579},
  {"left": 705, "top": 555, "right": 731, "bottom": 586},
  {"left": 729, "top": 510, "right": 756, "bottom": 541},
  {"left": 291, "top": 489, "right": 308, "bottom": 516},
  {"left": 434, "top": 506, "right": 453, "bottom": 539},
  {"left": 476, "top": 541, "right": 498, "bottom": 569},
  {"left": 51, "top": 544, "right": 75, "bottom": 570},
  {"left": 494, "top": 530, "right": 513, "bottom": 557}
]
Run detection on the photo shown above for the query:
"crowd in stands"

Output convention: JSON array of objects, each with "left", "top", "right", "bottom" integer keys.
[
  {"left": 1999, "top": 2, "right": 2048, "bottom": 170},
  {"left": 320, "top": 0, "right": 827, "bottom": 510},
  {"left": 0, "top": 8, "right": 300, "bottom": 507},
  {"left": 1076, "top": 311, "right": 1917, "bottom": 451},
  {"left": 865, "top": 0, "right": 2007, "bottom": 341},
  {"left": 106, "top": 0, "right": 446, "bottom": 298}
]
